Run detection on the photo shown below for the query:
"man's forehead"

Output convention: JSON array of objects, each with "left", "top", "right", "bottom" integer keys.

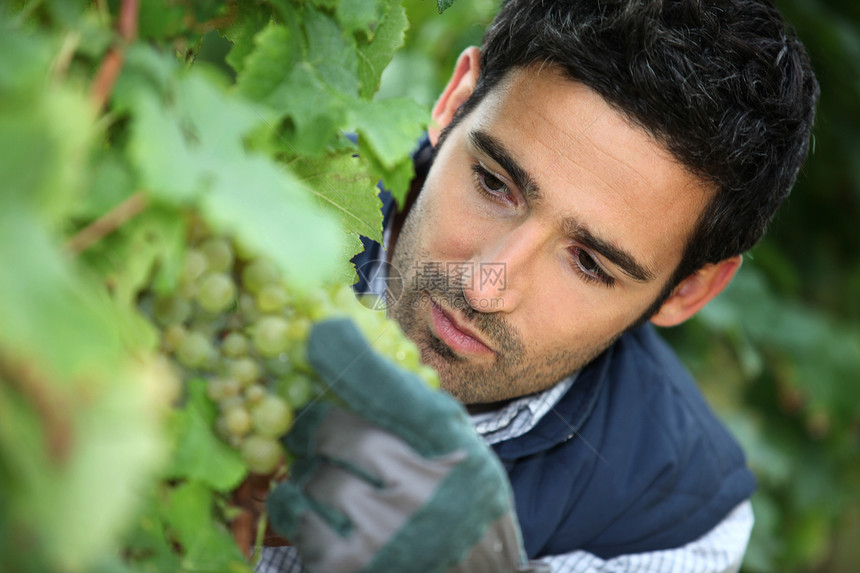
[{"left": 479, "top": 67, "right": 679, "bottom": 185}]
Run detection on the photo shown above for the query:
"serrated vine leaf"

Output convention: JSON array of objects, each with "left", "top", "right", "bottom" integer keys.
[
  {"left": 223, "top": 0, "right": 273, "bottom": 74},
  {"left": 352, "top": 97, "right": 428, "bottom": 203},
  {"left": 336, "top": 0, "right": 386, "bottom": 36},
  {"left": 164, "top": 481, "right": 251, "bottom": 572},
  {"left": 293, "top": 151, "right": 384, "bottom": 253},
  {"left": 356, "top": 0, "right": 409, "bottom": 98},
  {"left": 167, "top": 380, "right": 247, "bottom": 492},
  {"left": 437, "top": 0, "right": 457, "bottom": 13}
]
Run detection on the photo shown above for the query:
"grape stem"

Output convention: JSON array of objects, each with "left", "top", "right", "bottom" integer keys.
[
  {"left": 189, "top": 0, "right": 240, "bottom": 34},
  {"left": 66, "top": 191, "right": 148, "bottom": 255},
  {"left": 89, "top": 0, "right": 140, "bottom": 113},
  {"left": 0, "top": 351, "right": 74, "bottom": 465}
]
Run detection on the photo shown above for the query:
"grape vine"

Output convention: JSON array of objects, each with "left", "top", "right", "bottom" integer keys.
[{"left": 0, "top": 0, "right": 450, "bottom": 571}]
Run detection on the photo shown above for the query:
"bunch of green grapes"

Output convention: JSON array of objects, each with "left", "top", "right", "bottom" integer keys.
[{"left": 140, "top": 232, "right": 437, "bottom": 475}]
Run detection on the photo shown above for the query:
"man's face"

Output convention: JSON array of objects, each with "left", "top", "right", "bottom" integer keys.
[{"left": 388, "top": 66, "right": 710, "bottom": 404}]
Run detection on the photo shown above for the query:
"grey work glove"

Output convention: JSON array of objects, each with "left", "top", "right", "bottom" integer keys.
[{"left": 266, "top": 318, "right": 550, "bottom": 573}]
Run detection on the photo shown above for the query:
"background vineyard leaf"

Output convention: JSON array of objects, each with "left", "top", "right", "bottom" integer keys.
[
  {"left": 354, "top": 0, "right": 409, "bottom": 98},
  {"left": 167, "top": 379, "right": 247, "bottom": 492}
]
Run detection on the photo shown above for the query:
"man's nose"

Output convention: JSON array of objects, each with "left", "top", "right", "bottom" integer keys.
[{"left": 462, "top": 223, "right": 543, "bottom": 313}]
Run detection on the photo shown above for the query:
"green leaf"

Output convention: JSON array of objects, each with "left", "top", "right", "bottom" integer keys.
[
  {"left": 48, "top": 368, "right": 168, "bottom": 572},
  {"left": 237, "top": 10, "right": 364, "bottom": 155},
  {"left": 336, "top": 0, "right": 385, "bottom": 36},
  {"left": 292, "top": 151, "right": 384, "bottom": 266},
  {"left": 201, "top": 155, "right": 342, "bottom": 288},
  {"left": 223, "top": 0, "right": 273, "bottom": 74},
  {"left": 0, "top": 83, "right": 94, "bottom": 227},
  {"left": 305, "top": 9, "right": 360, "bottom": 96},
  {"left": 358, "top": 138, "right": 416, "bottom": 207},
  {"left": 355, "top": 0, "right": 409, "bottom": 98},
  {"left": 44, "top": 0, "right": 87, "bottom": 26},
  {"left": 352, "top": 97, "right": 428, "bottom": 169},
  {"left": 0, "top": 212, "right": 129, "bottom": 379},
  {"left": 167, "top": 379, "right": 247, "bottom": 492},
  {"left": 129, "top": 91, "right": 203, "bottom": 202},
  {"left": 352, "top": 97, "right": 427, "bottom": 203},
  {"left": 278, "top": 63, "right": 350, "bottom": 155},
  {"left": 164, "top": 481, "right": 251, "bottom": 572},
  {"left": 75, "top": 150, "right": 136, "bottom": 221},
  {"left": 127, "top": 57, "right": 342, "bottom": 286},
  {"left": 112, "top": 43, "right": 178, "bottom": 114},
  {"left": 137, "top": 0, "right": 186, "bottom": 40},
  {"left": 437, "top": 0, "right": 457, "bottom": 13},
  {"left": 237, "top": 23, "right": 346, "bottom": 155},
  {"left": 0, "top": 22, "right": 53, "bottom": 95},
  {"left": 120, "top": 487, "right": 184, "bottom": 572}
]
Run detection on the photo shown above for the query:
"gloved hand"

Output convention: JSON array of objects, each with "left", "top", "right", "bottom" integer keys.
[{"left": 266, "top": 318, "right": 549, "bottom": 573}]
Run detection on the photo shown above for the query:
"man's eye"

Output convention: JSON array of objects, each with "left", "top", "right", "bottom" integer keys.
[
  {"left": 472, "top": 164, "right": 512, "bottom": 200},
  {"left": 482, "top": 171, "right": 507, "bottom": 193},
  {"left": 570, "top": 246, "right": 614, "bottom": 287}
]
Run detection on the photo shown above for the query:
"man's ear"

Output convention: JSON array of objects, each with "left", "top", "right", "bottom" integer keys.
[
  {"left": 650, "top": 255, "right": 742, "bottom": 327},
  {"left": 429, "top": 46, "right": 481, "bottom": 146}
]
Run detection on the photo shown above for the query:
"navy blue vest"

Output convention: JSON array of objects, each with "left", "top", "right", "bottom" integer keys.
[{"left": 352, "top": 141, "right": 756, "bottom": 560}]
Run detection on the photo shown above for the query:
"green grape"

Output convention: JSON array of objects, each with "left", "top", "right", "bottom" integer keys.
[
  {"left": 206, "top": 378, "right": 228, "bottom": 401},
  {"left": 394, "top": 345, "right": 420, "bottom": 370},
  {"left": 252, "top": 395, "right": 293, "bottom": 438},
  {"left": 252, "top": 315, "right": 290, "bottom": 357},
  {"left": 223, "top": 406, "right": 252, "bottom": 437},
  {"left": 256, "top": 284, "right": 289, "bottom": 313},
  {"left": 221, "top": 331, "right": 248, "bottom": 358},
  {"left": 279, "top": 372, "right": 315, "bottom": 409},
  {"left": 196, "top": 272, "right": 236, "bottom": 314},
  {"left": 244, "top": 384, "right": 266, "bottom": 405},
  {"left": 241, "top": 435, "right": 282, "bottom": 474},
  {"left": 207, "top": 377, "right": 241, "bottom": 401},
  {"left": 242, "top": 258, "right": 280, "bottom": 294},
  {"left": 228, "top": 357, "right": 260, "bottom": 387},
  {"left": 200, "top": 236, "right": 234, "bottom": 273},
  {"left": 417, "top": 364, "right": 441, "bottom": 389},
  {"left": 163, "top": 324, "right": 187, "bottom": 352},
  {"left": 298, "top": 289, "right": 334, "bottom": 321},
  {"left": 288, "top": 343, "right": 311, "bottom": 373},
  {"left": 238, "top": 293, "right": 260, "bottom": 323},
  {"left": 263, "top": 354, "right": 292, "bottom": 377},
  {"left": 152, "top": 295, "right": 192, "bottom": 326},
  {"left": 181, "top": 248, "right": 208, "bottom": 286},
  {"left": 286, "top": 316, "right": 311, "bottom": 344},
  {"left": 143, "top": 231, "right": 447, "bottom": 483},
  {"left": 177, "top": 331, "right": 214, "bottom": 369},
  {"left": 219, "top": 394, "right": 244, "bottom": 413}
]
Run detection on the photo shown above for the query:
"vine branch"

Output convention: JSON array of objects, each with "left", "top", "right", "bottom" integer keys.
[
  {"left": 0, "top": 351, "right": 74, "bottom": 465},
  {"left": 67, "top": 191, "right": 149, "bottom": 255},
  {"left": 90, "top": 0, "right": 140, "bottom": 113}
]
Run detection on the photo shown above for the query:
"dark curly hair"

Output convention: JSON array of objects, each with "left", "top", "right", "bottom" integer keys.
[{"left": 445, "top": 0, "right": 819, "bottom": 316}]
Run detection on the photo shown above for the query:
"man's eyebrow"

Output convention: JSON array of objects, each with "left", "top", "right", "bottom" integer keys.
[
  {"left": 562, "top": 218, "right": 656, "bottom": 283},
  {"left": 469, "top": 130, "right": 541, "bottom": 201}
]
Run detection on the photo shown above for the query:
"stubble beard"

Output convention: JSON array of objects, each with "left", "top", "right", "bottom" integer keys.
[{"left": 387, "top": 209, "right": 618, "bottom": 405}]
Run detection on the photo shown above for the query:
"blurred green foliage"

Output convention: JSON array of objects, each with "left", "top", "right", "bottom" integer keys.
[{"left": 383, "top": 1, "right": 860, "bottom": 571}]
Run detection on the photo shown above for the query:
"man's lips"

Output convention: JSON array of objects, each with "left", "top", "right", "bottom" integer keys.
[{"left": 428, "top": 299, "right": 495, "bottom": 357}]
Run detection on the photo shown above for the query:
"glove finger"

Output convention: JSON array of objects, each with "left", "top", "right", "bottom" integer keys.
[
  {"left": 281, "top": 400, "right": 333, "bottom": 458},
  {"left": 266, "top": 480, "right": 351, "bottom": 542},
  {"left": 307, "top": 318, "right": 473, "bottom": 457},
  {"left": 287, "top": 407, "right": 387, "bottom": 490}
]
